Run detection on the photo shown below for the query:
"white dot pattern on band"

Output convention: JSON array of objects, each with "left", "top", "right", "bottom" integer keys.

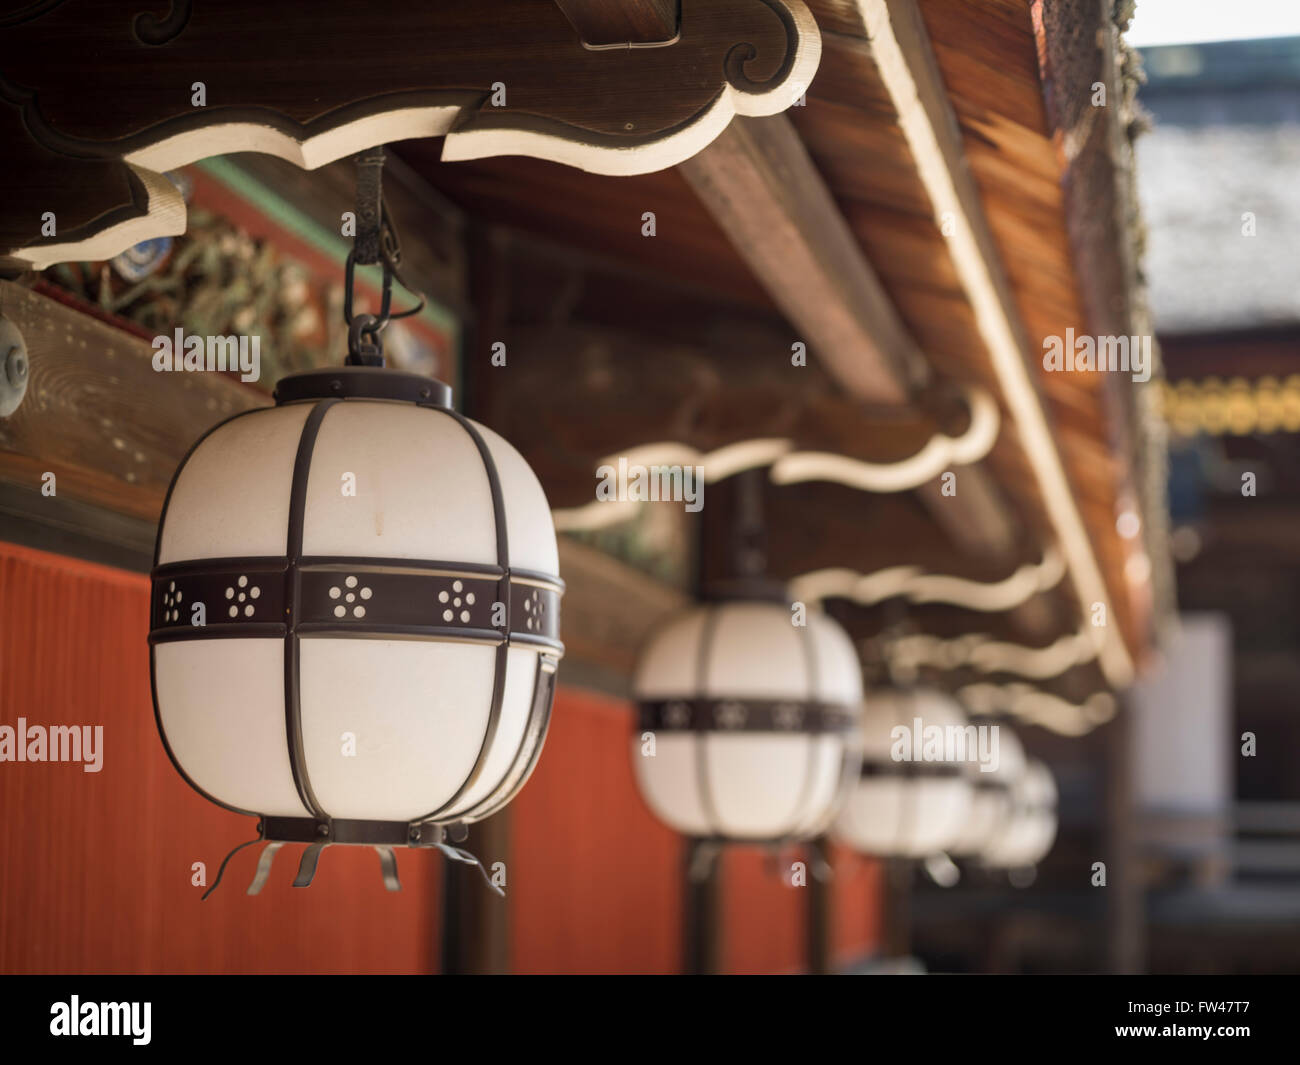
[
  {"left": 162, "top": 569, "right": 558, "bottom": 639},
  {"left": 161, "top": 581, "right": 182, "bottom": 623},
  {"left": 521, "top": 587, "right": 547, "bottom": 632},
  {"left": 327, "top": 575, "right": 373, "bottom": 621},
  {"left": 716, "top": 701, "right": 748, "bottom": 729},
  {"left": 221, "top": 575, "right": 261, "bottom": 618},
  {"left": 774, "top": 703, "right": 804, "bottom": 730}
]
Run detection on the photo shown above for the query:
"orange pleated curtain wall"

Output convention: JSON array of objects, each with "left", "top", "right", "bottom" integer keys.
[
  {"left": 0, "top": 541, "right": 880, "bottom": 973},
  {"left": 0, "top": 541, "right": 439, "bottom": 974}
]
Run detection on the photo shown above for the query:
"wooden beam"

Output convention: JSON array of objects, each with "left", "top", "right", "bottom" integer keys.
[
  {"left": 913, "top": 472, "right": 1021, "bottom": 564},
  {"left": 1104, "top": 700, "right": 1146, "bottom": 973},
  {"left": 553, "top": 0, "right": 679, "bottom": 46},
  {"left": 678, "top": 114, "right": 925, "bottom": 405},
  {"left": 0, "top": 480, "right": 154, "bottom": 573},
  {"left": 0, "top": 279, "right": 265, "bottom": 522},
  {"left": 1159, "top": 328, "right": 1300, "bottom": 380},
  {"left": 483, "top": 320, "right": 994, "bottom": 508},
  {"left": 677, "top": 114, "right": 1037, "bottom": 585}
]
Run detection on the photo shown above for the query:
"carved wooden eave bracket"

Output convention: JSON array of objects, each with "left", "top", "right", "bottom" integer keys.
[{"left": 0, "top": 0, "right": 819, "bottom": 270}]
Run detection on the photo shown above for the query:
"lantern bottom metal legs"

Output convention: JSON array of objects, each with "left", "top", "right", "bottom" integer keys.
[
  {"left": 248, "top": 841, "right": 284, "bottom": 895},
  {"left": 292, "top": 842, "right": 328, "bottom": 888},
  {"left": 247, "top": 839, "right": 400, "bottom": 893},
  {"left": 200, "top": 836, "right": 263, "bottom": 901},
  {"left": 375, "top": 846, "right": 402, "bottom": 892},
  {"left": 199, "top": 816, "right": 499, "bottom": 899}
]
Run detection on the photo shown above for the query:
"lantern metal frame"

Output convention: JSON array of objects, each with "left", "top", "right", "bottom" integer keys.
[{"left": 148, "top": 366, "right": 563, "bottom": 896}]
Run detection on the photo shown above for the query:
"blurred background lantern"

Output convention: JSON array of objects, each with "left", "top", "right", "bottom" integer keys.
[
  {"left": 631, "top": 598, "right": 863, "bottom": 842},
  {"left": 150, "top": 363, "right": 563, "bottom": 894},
  {"left": 834, "top": 686, "right": 975, "bottom": 859},
  {"left": 981, "top": 758, "right": 1059, "bottom": 870},
  {"left": 948, "top": 719, "right": 1027, "bottom": 860}
]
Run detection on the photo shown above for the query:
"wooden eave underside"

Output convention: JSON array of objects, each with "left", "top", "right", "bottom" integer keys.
[
  {"left": 0, "top": 0, "right": 1154, "bottom": 710},
  {"left": 398, "top": 0, "right": 1152, "bottom": 690}
]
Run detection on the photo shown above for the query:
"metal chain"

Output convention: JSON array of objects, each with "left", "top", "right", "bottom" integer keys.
[{"left": 344, "top": 147, "right": 428, "bottom": 366}]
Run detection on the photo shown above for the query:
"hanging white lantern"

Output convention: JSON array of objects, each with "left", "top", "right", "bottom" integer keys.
[
  {"left": 981, "top": 758, "right": 1058, "bottom": 869},
  {"left": 149, "top": 367, "right": 563, "bottom": 893},
  {"left": 833, "top": 687, "right": 975, "bottom": 858},
  {"left": 948, "top": 719, "right": 1027, "bottom": 858},
  {"left": 630, "top": 599, "right": 863, "bottom": 842}
]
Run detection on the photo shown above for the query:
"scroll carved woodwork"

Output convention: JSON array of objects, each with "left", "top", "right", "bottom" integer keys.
[{"left": 0, "top": 0, "right": 819, "bottom": 269}]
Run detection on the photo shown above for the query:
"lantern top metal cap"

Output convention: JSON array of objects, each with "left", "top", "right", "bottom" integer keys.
[
  {"left": 700, "top": 576, "right": 791, "bottom": 605},
  {"left": 273, "top": 366, "right": 453, "bottom": 409}
]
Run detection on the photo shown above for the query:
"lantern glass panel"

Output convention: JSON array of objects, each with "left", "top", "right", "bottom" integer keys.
[
  {"left": 440, "top": 645, "right": 543, "bottom": 818},
  {"left": 301, "top": 402, "right": 497, "bottom": 564},
  {"left": 298, "top": 639, "right": 497, "bottom": 820},
  {"left": 477, "top": 424, "right": 562, "bottom": 575},
  {"left": 154, "top": 638, "right": 306, "bottom": 816},
  {"left": 158, "top": 405, "right": 311, "bottom": 564},
  {"left": 634, "top": 734, "right": 710, "bottom": 836}
]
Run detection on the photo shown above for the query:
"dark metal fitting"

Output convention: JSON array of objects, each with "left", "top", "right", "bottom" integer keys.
[
  {"left": 346, "top": 313, "right": 385, "bottom": 366},
  {"left": 0, "top": 315, "right": 29, "bottom": 418}
]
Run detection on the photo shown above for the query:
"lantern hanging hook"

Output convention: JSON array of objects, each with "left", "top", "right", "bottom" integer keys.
[
  {"left": 734, "top": 466, "right": 768, "bottom": 579},
  {"left": 343, "top": 145, "right": 428, "bottom": 366}
]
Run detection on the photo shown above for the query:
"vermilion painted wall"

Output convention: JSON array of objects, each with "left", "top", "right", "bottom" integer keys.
[
  {"left": 511, "top": 694, "right": 883, "bottom": 975},
  {"left": 0, "top": 541, "right": 881, "bottom": 974},
  {"left": 0, "top": 542, "right": 438, "bottom": 974},
  {"left": 830, "top": 845, "right": 885, "bottom": 969},
  {"left": 510, "top": 687, "right": 682, "bottom": 974}
]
